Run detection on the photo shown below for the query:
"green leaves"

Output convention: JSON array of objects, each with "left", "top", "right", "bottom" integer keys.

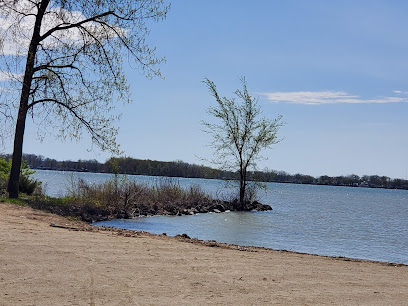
[
  {"left": 0, "top": 157, "right": 41, "bottom": 195},
  {"left": 0, "top": 157, "right": 11, "bottom": 183}
]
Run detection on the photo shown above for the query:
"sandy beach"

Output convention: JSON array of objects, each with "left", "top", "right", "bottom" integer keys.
[{"left": 0, "top": 202, "right": 407, "bottom": 305}]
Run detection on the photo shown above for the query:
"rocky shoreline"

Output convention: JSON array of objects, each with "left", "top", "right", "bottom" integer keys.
[
  {"left": 24, "top": 195, "right": 272, "bottom": 223},
  {"left": 84, "top": 200, "right": 272, "bottom": 223}
]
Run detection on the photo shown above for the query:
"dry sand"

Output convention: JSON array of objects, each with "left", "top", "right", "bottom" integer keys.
[{"left": 0, "top": 202, "right": 407, "bottom": 305}]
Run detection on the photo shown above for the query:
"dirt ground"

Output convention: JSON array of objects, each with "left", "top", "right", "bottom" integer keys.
[{"left": 0, "top": 202, "right": 407, "bottom": 305}]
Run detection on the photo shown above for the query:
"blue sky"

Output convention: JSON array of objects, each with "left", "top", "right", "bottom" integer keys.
[{"left": 4, "top": 0, "right": 408, "bottom": 179}]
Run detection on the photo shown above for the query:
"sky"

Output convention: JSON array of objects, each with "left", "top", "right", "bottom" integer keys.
[{"left": 2, "top": 0, "right": 408, "bottom": 179}]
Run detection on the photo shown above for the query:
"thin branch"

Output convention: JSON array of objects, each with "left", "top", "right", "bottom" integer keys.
[{"left": 29, "top": 98, "right": 105, "bottom": 146}]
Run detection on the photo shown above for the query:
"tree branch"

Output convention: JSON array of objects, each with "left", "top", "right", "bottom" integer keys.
[{"left": 39, "top": 10, "right": 114, "bottom": 42}]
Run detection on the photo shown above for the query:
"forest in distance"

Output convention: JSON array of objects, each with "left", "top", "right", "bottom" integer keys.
[{"left": 2, "top": 153, "right": 408, "bottom": 191}]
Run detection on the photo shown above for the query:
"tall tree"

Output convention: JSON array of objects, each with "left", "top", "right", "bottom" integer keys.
[
  {"left": 0, "top": 0, "right": 169, "bottom": 198},
  {"left": 202, "top": 77, "right": 283, "bottom": 208}
]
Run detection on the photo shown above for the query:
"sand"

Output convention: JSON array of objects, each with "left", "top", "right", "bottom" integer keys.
[{"left": 0, "top": 202, "right": 407, "bottom": 305}]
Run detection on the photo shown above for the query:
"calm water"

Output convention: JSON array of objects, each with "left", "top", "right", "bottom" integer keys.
[{"left": 33, "top": 169, "right": 408, "bottom": 264}]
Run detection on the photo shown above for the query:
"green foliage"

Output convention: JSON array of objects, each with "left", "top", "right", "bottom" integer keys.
[
  {"left": 22, "top": 194, "right": 78, "bottom": 216},
  {"left": 109, "top": 158, "right": 120, "bottom": 176},
  {"left": 0, "top": 157, "right": 11, "bottom": 179},
  {"left": 0, "top": 197, "right": 27, "bottom": 206},
  {"left": 0, "top": 157, "right": 41, "bottom": 195},
  {"left": 0, "top": 157, "right": 11, "bottom": 193}
]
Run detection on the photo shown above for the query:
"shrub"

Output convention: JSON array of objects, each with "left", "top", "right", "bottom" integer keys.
[
  {"left": 0, "top": 157, "right": 41, "bottom": 195},
  {"left": 0, "top": 157, "right": 11, "bottom": 192},
  {"left": 67, "top": 176, "right": 215, "bottom": 218}
]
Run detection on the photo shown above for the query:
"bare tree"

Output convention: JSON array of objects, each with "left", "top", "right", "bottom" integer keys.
[
  {"left": 0, "top": 0, "right": 169, "bottom": 198},
  {"left": 202, "top": 77, "right": 283, "bottom": 208}
]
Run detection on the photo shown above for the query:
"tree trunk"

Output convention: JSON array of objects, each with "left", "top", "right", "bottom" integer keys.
[
  {"left": 7, "top": 0, "right": 49, "bottom": 198},
  {"left": 7, "top": 106, "right": 28, "bottom": 198},
  {"left": 7, "top": 50, "right": 37, "bottom": 198},
  {"left": 239, "top": 168, "right": 246, "bottom": 209}
]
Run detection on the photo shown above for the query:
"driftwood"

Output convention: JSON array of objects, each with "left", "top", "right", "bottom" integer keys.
[{"left": 50, "top": 223, "right": 80, "bottom": 231}]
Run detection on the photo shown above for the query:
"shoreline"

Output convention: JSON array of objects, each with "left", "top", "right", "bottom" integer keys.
[
  {"left": 94, "top": 212, "right": 407, "bottom": 267},
  {"left": 96, "top": 225, "right": 408, "bottom": 268},
  {"left": 1, "top": 202, "right": 408, "bottom": 305},
  {"left": 14, "top": 192, "right": 408, "bottom": 265}
]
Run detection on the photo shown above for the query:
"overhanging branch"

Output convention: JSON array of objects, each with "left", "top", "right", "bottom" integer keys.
[{"left": 39, "top": 10, "right": 114, "bottom": 42}]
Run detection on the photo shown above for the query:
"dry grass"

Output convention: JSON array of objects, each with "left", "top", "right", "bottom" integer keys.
[{"left": 66, "top": 176, "right": 216, "bottom": 218}]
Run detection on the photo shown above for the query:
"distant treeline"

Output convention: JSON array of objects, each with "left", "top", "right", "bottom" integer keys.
[
  {"left": 2, "top": 154, "right": 230, "bottom": 179},
  {"left": 2, "top": 153, "right": 408, "bottom": 190}
]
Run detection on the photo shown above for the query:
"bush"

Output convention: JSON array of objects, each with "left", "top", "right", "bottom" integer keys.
[
  {"left": 0, "top": 157, "right": 41, "bottom": 195},
  {"left": 0, "top": 158, "right": 9, "bottom": 194},
  {"left": 67, "top": 176, "right": 215, "bottom": 218}
]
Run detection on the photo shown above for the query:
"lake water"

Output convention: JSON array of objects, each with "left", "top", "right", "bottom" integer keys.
[{"left": 33, "top": 169, "right": 408, "bottom": 264}]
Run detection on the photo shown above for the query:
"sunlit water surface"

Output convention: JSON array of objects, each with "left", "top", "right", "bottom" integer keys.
[{"left": 34, "top": 169, "right": 408, "bottom": 264}]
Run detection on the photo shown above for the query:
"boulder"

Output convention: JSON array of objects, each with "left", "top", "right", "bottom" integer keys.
[
  {"left": 250, "top": 201, "right": 272, "bottom": 211},
  {"left": 209, "top": 203, "right": 225, "bottom": 213}
]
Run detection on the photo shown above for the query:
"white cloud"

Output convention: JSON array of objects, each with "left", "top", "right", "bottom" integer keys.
[
  {"left": 393, "top": 90, "right": 408, "bottom": 95},
  {"left": 261, "top": 90, "right": 408, "bottom": 105}
]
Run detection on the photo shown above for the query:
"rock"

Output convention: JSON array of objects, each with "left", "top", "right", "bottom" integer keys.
[
  {"left": 183, "top": 208, "right": 198, "bottom": 215},
  {"left": 209, "top": 203, "right": 225, "bottom": 212},
  {"left": 206, "top": 240, "right": 218, "bottom": 247},
  {"left": 195, "top": 205, "right": 209, "bottom": 213},
  {"left": 250, "top": 201, "right": 272, "bottom": 211},
  {"left": 176, "top": 233, "right": 191, "bottom": 239}
]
